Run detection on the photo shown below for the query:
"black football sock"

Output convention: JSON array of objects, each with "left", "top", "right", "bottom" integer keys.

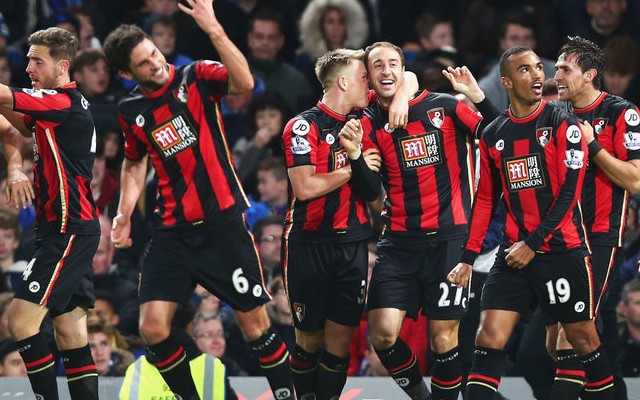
[
  {"left": 431, "top": 347, "right": 462, "bottom": 400},
  {"left": 147, "top": 334, "right": 199, "bottom": 400},
  {"left": 551, "top": 349, "right": 584, "bottom": 400},
  {"left": 465, "top": 347, "right": 504, "bottom": 400},
  {"left": 376, "top": 338, "right": 431, "bottom": 400},
  {"left": 290, "top": 345, "right": 319, "bottom": 400},
  {"left": 17, "top": 333, "right": 59, "bottom": 400},
  {"left": 316, "top": 351, "right": 349, "bottom": 400},
  {"left": 580, "top": 345, "right": 614, "bottom": 400},
  {"left": 249, "top": 327, "right": 294, "bottom": 400},
  {"left": 60, "top": 344, "right": 98, "bottom": 400}
]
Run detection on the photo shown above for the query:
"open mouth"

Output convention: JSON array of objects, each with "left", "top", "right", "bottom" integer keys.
[{"left": 532, "top": 82, "right": 543, "bottom": 96}]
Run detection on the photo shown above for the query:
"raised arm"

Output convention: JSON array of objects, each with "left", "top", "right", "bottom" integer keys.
[
  {"left": 179, "top": 0, "right": 253, "bottom": 95},
  {"left": 0, "top": 115, "right": 34, "bottom": 209}
]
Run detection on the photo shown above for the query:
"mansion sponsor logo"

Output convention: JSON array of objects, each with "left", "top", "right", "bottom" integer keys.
[
  {"left": 150, "top": 113, "right": 198, "bottom": 159},
  {"left": 504, "top": 154, "right": 546, "bottom": 192},
  {"left": 399, "top": 132, "right": 443, "bottom": 170}
]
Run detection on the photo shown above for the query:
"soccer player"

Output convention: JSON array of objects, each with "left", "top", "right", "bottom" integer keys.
[
  {"left": 545, "top": 35, "right": 640, "bottom": 400},
  {"left": 283, "top": 47, "right": 414, "bottom": 400},
  {"left": 448, "top": 45, "right": 615, "bottom": 400},
  {"left": 341, "top": 41, "right": 492, "bottom": 400},
  {"left": 0, "top": 27, "right": 100, "bottom": 400},
  {"left": 102, "top": 1, "right": 293, "bottom": 399}
]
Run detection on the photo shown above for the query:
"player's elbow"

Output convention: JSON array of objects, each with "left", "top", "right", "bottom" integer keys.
[
  {"left": 292, "top": 187, "right": 314, "bottom": 202},
  {"left": 626, "top": 179, "right": 640, "bottom": 195}
]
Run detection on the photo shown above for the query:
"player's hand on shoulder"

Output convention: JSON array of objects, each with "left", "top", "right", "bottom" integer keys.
[
  {"left": 579, "top": 119, "right": 595, "bottom": 144},
  {"left": 447, "top": 262, "right": 472, "bottom": 288}
]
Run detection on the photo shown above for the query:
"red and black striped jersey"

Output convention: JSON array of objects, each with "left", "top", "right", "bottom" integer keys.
[
  {"left": 361, "top": 90, "right": 482, "bottom": 243},
  {"left": 117, "top": 62, "right": 249, "bottom": 229},
  {"left": 461, "top": 100, "right": 588, "bottom": 264},
  {"left": 282, "top": 101, "right": 371, "bottom": 243},
  {"left": 552, "top": 93, "right": 640, "bottom": 247},
  {"left": 12, "top": 82, "right": 99, "bottom": 236}
]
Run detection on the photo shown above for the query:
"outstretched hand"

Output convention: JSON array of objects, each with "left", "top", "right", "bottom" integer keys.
[
  {"left": 442, "top": 66, "right": 484, "bottom": 103},
  {"left": 178, "top": 0, "right": 220, "bottom": 35}
]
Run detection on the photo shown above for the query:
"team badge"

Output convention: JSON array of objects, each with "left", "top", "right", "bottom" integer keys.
[
  {"left": 625, "top": 108, "right": 640, "bottom": 127},
  {"left": 623, "top": 131, "right": 640, "bottom": 150},
  {"left": 504, "top": 154, "right": 546, "bottom": 192},
  {"left": 293, "top": 302, "right": 305, "bottom": 323},
  {"left": 593, "top": 118, "right": 608, "bottom": 135},
  {"left": 292, "top": 119, "right": 310, "bottom": 136},
  {"left": 173, "top": 83, "right": 189, "bottom": 103},
  {"left": 536, "top": 127, "right": 552, "bottom": 147},
  {"left": 427, "top": 107, "right": 445, "bottom": 128},
  {"left": 564, "top": 149, "right": 585, "bottom": 170}
]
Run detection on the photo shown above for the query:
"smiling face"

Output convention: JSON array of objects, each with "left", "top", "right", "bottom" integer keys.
[
  {"left": 366, "top": 45, "right": 404, "bottom": 107},
  {"left": 124, "top": 38, "right": 170, "bottom": 92},
  {"left": 554, "top": 52, "right": 593, "bottom": 104}
]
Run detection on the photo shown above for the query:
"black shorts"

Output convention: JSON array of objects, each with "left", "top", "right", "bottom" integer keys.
[
  {"left": 482, "top": 247, "right": 594, "bottom": 324},
  {"left": 284, "top": 240, "right": 368, "bottom": 331},
  {"left": 367, "top": 238, "right": 469, "bottom": 320},
  {"left": 139, "top": 215, "right": 271, "bottom": 311},
  {"left": 590, "top": 245, "right": 620, "bottom": 313},
  {"left": 15, "top": 234, "right": 99, "bottom": 317}
]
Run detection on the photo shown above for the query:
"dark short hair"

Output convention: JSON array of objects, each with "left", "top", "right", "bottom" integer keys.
[
  {"left": 559, "top": 36, "right": 605, "bottom": 90},
  {"left": 103, "top": 24, "right": 150, "bottom": 73},
  {"left": 28, "top": 27, "right": 79, "bottom": 66},
  {"left": 499, "top": 13, "right": 536, "bottom": 40},
  {"left": 71, "top": 49, "right": 108, "bottom": 76},
  {"left": 0, "top": 209, "right": 20, "bottom": 241},
  {"left": 249, "top": 8, "right": 284, "bottom": 34},
  {"left": 499, "top": 45, "right": 532, "bottom": 78},
  {"left": 258, "top": 156, "right": 287, "bottom": 180},
  {"left": 248, "top": 91, "right": 292, "bottom": 132},
  {"left": 252, "top": 214, "right": 285, "bottom": 241}
]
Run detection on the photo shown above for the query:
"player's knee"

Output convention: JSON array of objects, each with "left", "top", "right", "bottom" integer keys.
[
  {"left": 369, "top": 327, "right": 397, "bottom": 350},
  {"left": 430, "top": 330, "right": 457, "bottom": 353},
  {"left": 139, "top": 318, "right": 170, "bottom": 344},
  {"left": 474, "top": 325, "right": 508, "bottom": 349},
  {"left": 564, "top": 326, "right": 600, "bottom": 355}
]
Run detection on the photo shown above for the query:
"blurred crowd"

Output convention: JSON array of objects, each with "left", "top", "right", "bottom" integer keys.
[{"left": 0, "top": 0, "right": 639, "bottom": 385}]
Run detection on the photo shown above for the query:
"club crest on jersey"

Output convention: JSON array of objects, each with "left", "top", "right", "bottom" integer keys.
[
  {"left": 536, "top": 127, "right": 552, "bottom": 147},
  {"left": 593, "top": 118, "right": 608, "bottom": 135},
  {"left": 427, "top": 107, "right": 445, "bottom": 128},
  {"left": 331, "top": 148, "right": 349, "bottom": 170},
  {"left": 293, "top": 303, "right": 305, "bottom": 323},
  {"left": 623, "top": 131, "right": 640, "bottom": 150},
  {"left": 173, "top": 83, "right": 189, "bottom": 103},
  {"left": 291, "top": 135, "right": 311, "bottom": 155},
  {"left": 399, "top": 132, "right": 443, "bottom": 170},
  {"left": 564, "top": 149, "right": 585, "bottom": 170},
  {"left": 150, "top": 112, "right": 198, "bottom": 159},
  {"left": 504, "top": 154, "right": 545, "bottom": 192}
]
